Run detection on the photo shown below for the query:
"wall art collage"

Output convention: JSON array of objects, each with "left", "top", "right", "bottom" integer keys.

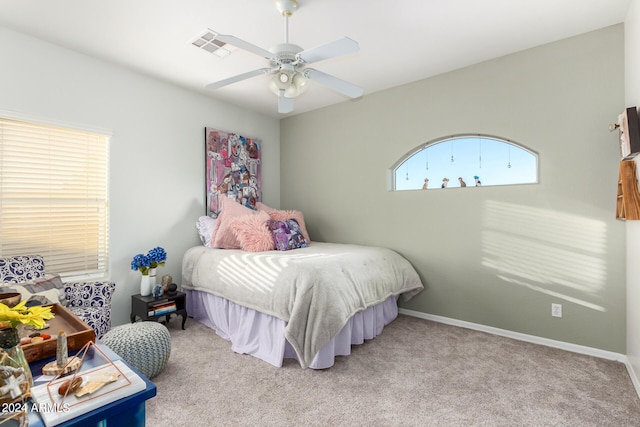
[{"left": 205, "top": 127, "right": 261, "bottom": 218}]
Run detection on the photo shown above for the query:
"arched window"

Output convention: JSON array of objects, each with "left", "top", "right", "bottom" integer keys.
[{"left": 391, "top": 135, "right": 538, "bottom": 190}]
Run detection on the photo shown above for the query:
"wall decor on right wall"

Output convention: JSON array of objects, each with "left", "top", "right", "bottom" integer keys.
[
  {"left": 616, "top": 159, "right": 640, "bottom": 220},
  {"left": 612, "top": 107, "right": 640, "bottom": 220},
  {"left": 615, "top": 106, "right": 640, "bottom": 160}
]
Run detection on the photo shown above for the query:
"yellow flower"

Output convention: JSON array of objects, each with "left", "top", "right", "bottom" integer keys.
[{"left": 0, "top": 301, "right": 55, "bottom": 329}]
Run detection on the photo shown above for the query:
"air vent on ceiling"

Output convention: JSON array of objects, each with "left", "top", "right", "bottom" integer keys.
[{"left": 191, "top": 30, "right": 230, "bottom": 57}]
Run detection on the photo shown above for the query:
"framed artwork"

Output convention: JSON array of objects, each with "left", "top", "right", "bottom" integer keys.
[
  {"left": 205, "top": 127, "right": 261, "bottom": 218},
  {"left": 618, "top": 107, "right": 640, "bottom": 160}
]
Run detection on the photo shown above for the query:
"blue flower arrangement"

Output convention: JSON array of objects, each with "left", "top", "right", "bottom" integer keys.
[{"left": 131, "top": 246, "right": 167, "bottom": 275}]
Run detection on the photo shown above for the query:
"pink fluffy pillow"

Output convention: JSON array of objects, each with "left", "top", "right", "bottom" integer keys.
[
  {"left": 211, "top": 197, "right": 259, "bottom": 249},
  {"left": 267, "top": 210, "right": 311, "bottom": 243},
  {"left": 229, "top": 211, "right": 274, "bottom": 252}
]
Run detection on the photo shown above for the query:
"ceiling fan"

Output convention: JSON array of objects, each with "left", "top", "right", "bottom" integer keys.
[{"left": 198, "top": 0, "right": 363, "bottom": 114}]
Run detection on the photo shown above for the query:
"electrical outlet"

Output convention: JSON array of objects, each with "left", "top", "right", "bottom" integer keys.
[{"left": 552, "top": 303, "right": 562, "bottom": 318}]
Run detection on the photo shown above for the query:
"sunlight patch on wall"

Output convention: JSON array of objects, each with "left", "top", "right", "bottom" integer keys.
[
  {"left": 496, "top": 275, "right": 606, "bottom": 312},
  {"left": 482, "top": 200, "right": 607, "bottom": 312}
]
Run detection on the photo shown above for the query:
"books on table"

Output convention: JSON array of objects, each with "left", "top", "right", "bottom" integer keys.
[{"left": 147, "top": 300, "right": 176, "bottom": 316}]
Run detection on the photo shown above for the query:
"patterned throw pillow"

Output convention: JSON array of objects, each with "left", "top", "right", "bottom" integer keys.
[
  {"left": 0, "top": 274, "right": 67, "bottom": 306},
  {"left": 266, "top": 210, "right": 311, "bottom": 244},
  {"left": 267, "top": 219, "right": 308, "bottom": 251}
]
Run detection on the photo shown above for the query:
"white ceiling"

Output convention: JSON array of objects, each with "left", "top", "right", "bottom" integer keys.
[{"left": 0, "top": 0, "right": 631, "bottom": 118}]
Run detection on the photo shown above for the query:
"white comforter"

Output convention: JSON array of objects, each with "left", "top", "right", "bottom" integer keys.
[{"left": 181, "top": 242, "right": 424, "bottom": 368}]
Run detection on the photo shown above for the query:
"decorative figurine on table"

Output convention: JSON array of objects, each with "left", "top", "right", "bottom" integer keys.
[
  {"left": 422, "top": 178, "right": 429, "bottom": 189},
  {"left": 42, "top": 330, "right": 81, "bottom": 376},
  {"left": 474, "top": 175, "right": 482, "bottom": 186},
  {"left": 167, "top": 283, "right": 178, "bottom": 297},
  {"left": 458, "top": 177, "right": 466, "bottom": 187},
  {"left": 441, "top": 177, "right": 449, "bottom": 188},
  {"left": 152, "top": 284, "right": 163, "bottom": 299},
  {"left": 57, "top": 330, "right": 68, "bottom": 367},
  {"left": 161, "top": 274, "right": 173, "bottom": 295}
]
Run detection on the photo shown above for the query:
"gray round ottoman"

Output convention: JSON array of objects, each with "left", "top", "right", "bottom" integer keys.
[{"left": 101, "top": 322, "right": 171, "bottom": 379}]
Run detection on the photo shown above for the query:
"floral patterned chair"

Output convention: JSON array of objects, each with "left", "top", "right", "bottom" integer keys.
[{"left": 0, "top": 255, "right": 115, "bottom": 338}]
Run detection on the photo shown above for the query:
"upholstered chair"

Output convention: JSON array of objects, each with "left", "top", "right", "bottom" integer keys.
[
  {"left": 63, "top": 280, "right": 116, "bottom": 338},
  {"left": 0, "top": 255, "right": 116, "bottom": 338}
]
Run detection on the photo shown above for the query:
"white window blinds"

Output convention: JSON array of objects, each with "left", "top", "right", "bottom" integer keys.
[{"left": 0, "top": 117, "right": 110, "bottom": 279}]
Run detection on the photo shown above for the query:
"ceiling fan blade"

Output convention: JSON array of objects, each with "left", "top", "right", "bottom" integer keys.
[
  {"left": 206, "top": 68, "right": 272, "bottom": 90},
  {"left": 278, "top": 90, "right": 294, "bottom": 114},
  {"left": 303, "top": 68, "right": 363, "bottom": 99},
  {"left": 215, "top": 34, "right": 274, "bottom": 60},
  {"left": 297, "top": 37, "right": 359, "bottom": 64}
]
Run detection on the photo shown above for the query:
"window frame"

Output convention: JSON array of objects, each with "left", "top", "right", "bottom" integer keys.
[
  {"left": 389, "top": 134, "right": 539, "bottom": 191},
  {"left": 0, "top": 109, "right": 111, "bottom": 281}
]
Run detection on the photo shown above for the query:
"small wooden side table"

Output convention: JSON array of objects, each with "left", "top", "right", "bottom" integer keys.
[{"left": 130, "top": 291, "right": 187, "bottom": 330}]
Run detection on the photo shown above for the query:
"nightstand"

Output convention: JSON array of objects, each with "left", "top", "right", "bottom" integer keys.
[{"left": 130, "top": 291, "right": 187, "bottom": 329}]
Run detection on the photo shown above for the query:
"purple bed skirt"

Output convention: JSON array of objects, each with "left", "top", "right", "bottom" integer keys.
[{"left": 185, "top": 289, "right": 399, "bottom": 369}]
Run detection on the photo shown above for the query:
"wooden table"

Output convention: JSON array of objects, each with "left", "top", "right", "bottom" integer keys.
[{"left": 130, "top": 292, "right": 187, "bottom": 330}]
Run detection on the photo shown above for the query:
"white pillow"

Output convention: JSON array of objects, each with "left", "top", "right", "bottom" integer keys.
[
  {"left": 13, "top": 286, "right": 61, "bottom": 306},
  {"left": 0, "top": 274, "right": 67, "bottom": 306},
  {"left": 196, "top": 216, "right": 217, "bottom": 246}
]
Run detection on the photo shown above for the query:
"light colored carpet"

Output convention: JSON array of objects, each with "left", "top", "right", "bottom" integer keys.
[{"left": 146, "top": 315, "right": 640, "bottom": 426}]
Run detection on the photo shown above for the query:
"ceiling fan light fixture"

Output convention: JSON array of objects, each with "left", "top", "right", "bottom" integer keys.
[
  {"left": 285, "top": 73, "right": 308, "bottom": 98},
  {"left": 270, "top": 78, "right": 289, "bottom": 95},
  {"left": 292, "top": 72, "right": 308, "bottom": 93},
  {"left": 269, "top": 70, "right": 307, "bottom": 98},
  {"left": 271, "top": 70, "right": 292, "bottom": 90},
  {"left": 270, "top": 63, "right": 295, "bottom": 88},
  {"left": 268, "top": 76, "right": 285, "bottom": 96}
]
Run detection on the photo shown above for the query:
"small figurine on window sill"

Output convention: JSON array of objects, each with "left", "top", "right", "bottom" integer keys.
[
  {"left": 474, "top": 176, "right": 482, "bottom": 186},
  {"left": 441, "top": 178, "right": 449, "bottom": 188},
  {"left": 458, "top": 177, "right": 466, "bottom": 187},
  {"left": 422, "top": 178, "right": 429, "bottom": 190}
]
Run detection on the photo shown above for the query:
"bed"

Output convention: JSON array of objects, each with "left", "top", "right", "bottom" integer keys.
[{"left": 181, "top": 241, "right": 424, "bottom": 369}]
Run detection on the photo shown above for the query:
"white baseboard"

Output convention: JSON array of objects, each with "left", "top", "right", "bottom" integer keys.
[
  {"left": 398, "top": 308, "right": 640, "bottom": 398},
  {"left": 627, "top": 359, "right": 640, "bottom": 399}
]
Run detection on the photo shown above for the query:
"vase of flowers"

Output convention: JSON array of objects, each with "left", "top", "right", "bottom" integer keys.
[
  {"left": 139, "top": 275, "right": 152, "bottom": 297},
  {"left": 131, "top": 247, "right": 167, "bottom": 297},
  {"left": 0, "top": 301, "right": 54, "bottom": 424}
]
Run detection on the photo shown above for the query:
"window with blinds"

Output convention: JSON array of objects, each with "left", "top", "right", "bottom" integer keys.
[{"left": 0, "top": 117, "right": 109, "bottom": 280}]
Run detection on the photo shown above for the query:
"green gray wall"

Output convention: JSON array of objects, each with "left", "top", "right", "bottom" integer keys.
[{"left": 281, "top": 25, "right": 626, "bottom": 352}]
